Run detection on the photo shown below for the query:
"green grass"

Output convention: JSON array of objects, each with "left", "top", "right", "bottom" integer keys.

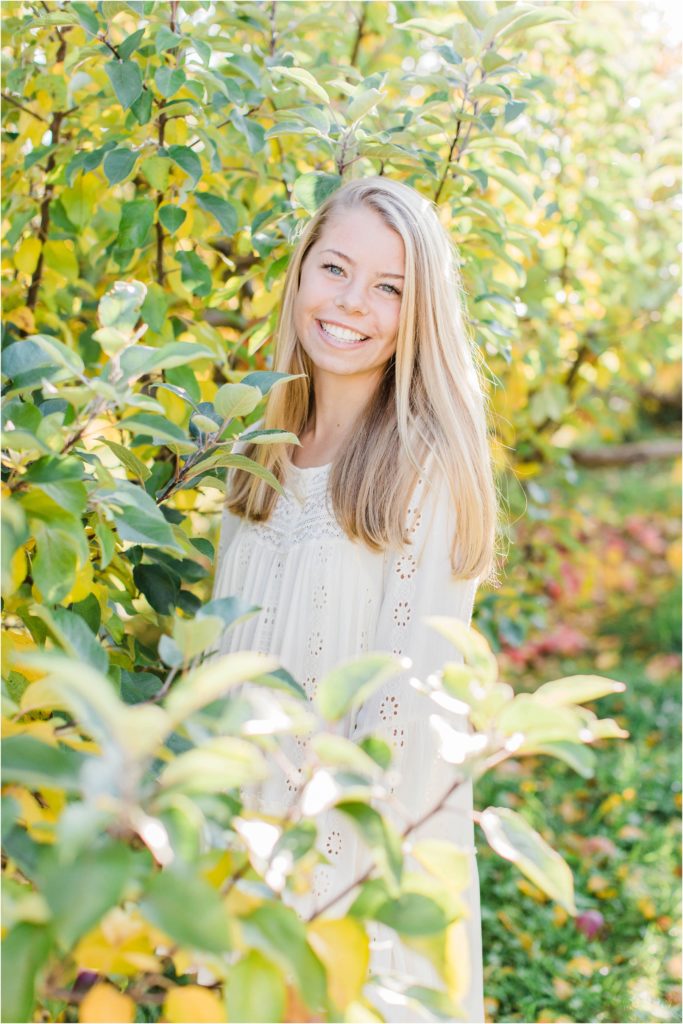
[{"left": 476, "top": 458, "right": 681, "bottom": 1023}]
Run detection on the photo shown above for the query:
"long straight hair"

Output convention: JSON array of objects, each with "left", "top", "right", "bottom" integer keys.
[{"left": 227, "top": 176, "right": 500, "bottom": 584}]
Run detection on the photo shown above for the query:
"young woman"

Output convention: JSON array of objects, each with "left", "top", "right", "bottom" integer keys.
[{"left": 211, "top": 176, "right": 499, "bottom": 1022}]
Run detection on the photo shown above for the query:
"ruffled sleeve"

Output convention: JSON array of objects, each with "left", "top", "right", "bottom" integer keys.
[{"left": 350, "top": 454, "right": 485, "bottom": 1023}]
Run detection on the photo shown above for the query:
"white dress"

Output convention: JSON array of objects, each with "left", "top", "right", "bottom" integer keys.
[{"left": 210, "top": 447, "right": 485, "bottom": 1023}]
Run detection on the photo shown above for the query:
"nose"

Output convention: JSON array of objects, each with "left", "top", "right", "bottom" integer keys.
[{"left": 335, "top": 279, "right": 368, "bottom": 316}]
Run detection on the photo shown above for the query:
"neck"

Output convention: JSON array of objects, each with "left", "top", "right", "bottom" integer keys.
[{"left": 306, "top": 365, "right": 382, "bottom": 445}]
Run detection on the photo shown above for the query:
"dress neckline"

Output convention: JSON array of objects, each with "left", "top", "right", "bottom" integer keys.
[{"left": 288, "top": 461, "right": 332, "bottom": 474}]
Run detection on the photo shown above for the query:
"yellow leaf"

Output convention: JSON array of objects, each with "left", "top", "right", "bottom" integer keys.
[
  {"left": 158, "top": 387, "right": 190, "bottom": 427},
  {"left": 2, "top": 717, "right": 61, "bottom": 745},
  {"left": 79, "top": 982, "right": 135, "bottom": 1023},
  {"left": 553, "top": 977, "right": 573, "bottom": 1000},
  {"left": 13, "top": 238, "right": 42, "bottom": 275},
  {"left": 637, "top": 897, "right": 657, "bottom": 920},
  {"left": 5, "top": 306, "right": 36, "bottom": 333},
  {"left": 44, "top": 240, "right": 79, "bottom": 280},
  {"left": 307, "top": 917, "right": 369, "bottom": 1010},
  {"left": 553, "top": 904, "right": 568, "bottom": 927},
  {"left": 61, "top": 560, "right": 94, "bottom": 605},
  {"left": 2, "top": 629, "right": 45, "bottom": 682},
  {"left": 444, "top": 919, "right": 470, "bottom": 1009},
  {"left": 163, "top": 985, "right": 227, "bottom": 1023},
  {"left": 73, "top": 908, "right": 164, "bottom": 977},
  {"left": 4, "top": 784, "right": 64, "bottom": 844},
  {"left": 174, "top": 488, "right": 196, "bottom": 510},
  {"left": 199, "top": 378, "right": 218, "bottom": 402},
  {"left": 566, "top": 954, "right": 604, "bottom": 976}
]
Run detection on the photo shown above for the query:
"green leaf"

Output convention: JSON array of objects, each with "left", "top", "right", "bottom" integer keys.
[
  {"left": 479, "top": 806, "right": 576, "bottom": 914},
  {"left": 130, "top": 86, "right": 153, "bottom": 125},
  {"left": 316, "top": 653, "right": 405, "bottom": 722},
  {"left": 155, "top": 66, "right": 186, "bottom": 98},
  {"left": 240, "top": 904, "right": 327, "bottom": 1015},
  {"left": 424, "top": 618, "right": 498, "bottom": 684},
  {"left": 165, "top": 144, "right": 202, "bottom": 187},
  {"left": 31, "top": 528, "right": 79, "bottom": 603},
  {"left": 133, "top": 562, "right": 179, "bottom": 614},
  {"left": 214, "top": 382, "right": 263, "bottom": 421},
  {"left": 158, "top": 736, "right": 269, "bottom": 794},
  {"left": 237, "top": 428, "right": 301, "bottom": 447},
  {"left": 183, "top": 450, "right": 284, "bottom": 493},
  {"left": 1, "top": 923, "right": 53, "bottom": 1024},
  {"left": 395, "top": 16, "right": 455, "bottom": 38},
  {"left": 39, "top": 844, "right": 133, "bottom": 949},
  {"left": 1, "top": 736, "right": 89, "bottom": 793},
  {"left": 337, "top": 800, "right": 403, "bottom": 891},
  {"left": 104, "top": 59, "right": 144, "bottom": 110},
  {"left": 95, "top": 518, "right": 116, "bottom": 569},
  {"left": 140, "top": 155, "right": 171, "bottom": 191},
  {"left": 346, "top": 87, "right": 384, "bottom": 123},
  {"left": 375, "top": 891, "right": 450, "bottom": 936},
  {"left": 459, "top": 0, "right": 490, "bottom": 30},
  {"left": 165, "top": 651, "right": 278, "bottom": 723},
  {"left": 140, "top": 868, "right": 232, "bottom": 954},
  {"left": 33, "top": 606, "right": 108, "bottom": 675},
  {"left": 525, "top": 741, "right": 596, "bottom": 778},
  {"left": 177, "top": 249, "right": 212, "bottom": 297},
  {"left": 158, "top": 205, "right": 186, "bottom": 233},
  {"left": 410, "top": 839, "right": 471, "bottom": 892},
  {"left": 98, "top": 280, "right": 147, "bottom": 333},
  {"left": 270, "top": 65, "right": 330, "bottom": 104},
  {"left": 97, "top": 479, "right": 183, "bottom": 548},
  {"left": 229, "top": 110, "right": 266, "bottom": 154},
  {"left": 225, "top": 950, "right": 286, "bottom": 1024},
  {"left": 171, "top": 614, "right": 224, "bottom": 659},
  {"left": 121, "top": 341, "right": 212, "bottom": 379},
  {"left": 119, "top": 412, "right": 192, "bottom": 448},
  {"left": 496, "top": 5, "right": 574, "bottom": 43},
  {"left": 71, "top": 1, "right": 100, "bottom": 34},
  {"left": 240, "top": 370, "right": 305, "bottom": 397},
  {"left": 292, "top": 172, "right": 342, "bottom": 214},
  {"left": 101, "top": 437, "right": 151, "bottom": 482},
  {"left": 533, "top": 674, "right": 627, "bottom": 707},
  {"left": 102, "top": 146, "right": 137, "bottom": 185},
  {"left": 495, "top": 694, "right": 586, "bottom": 744},
  {"left": 195, "top": 192, "right": 237, "bottom": 237},
  {"left": 27, "top": 333, "right": 85, "bottom": 378},
  {"left": 118, "top": 198, "right": 156, "bottom": 250},
  {"left": 28, "top": 471, "right": 87, "bottom": 517},
  {"left": 118, "top": 27, "right": 146, "bottom": 59},
  {"left": 487, "top": 167, "right": 534, "bottom": 208},
  {"left": 451, "top": 20, "right": 481, "bottom": 58},
  {"left": 155, "top": 25, "right": 183, "bottom": 53},
  {"left": 309, "top": 732, "right": 382, "bottom": 781}
]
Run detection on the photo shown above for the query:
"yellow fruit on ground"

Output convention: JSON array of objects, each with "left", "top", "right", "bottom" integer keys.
[{"left": 79, "top": 982, "right": 135, "bottom": 1023}]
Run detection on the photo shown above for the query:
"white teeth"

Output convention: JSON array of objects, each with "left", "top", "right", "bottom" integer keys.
[{"left": 320, "top": 320, "right": 367, "bottom": 343}]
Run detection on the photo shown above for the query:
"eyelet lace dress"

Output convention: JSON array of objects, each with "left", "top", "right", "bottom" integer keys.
[{"left": 209, "top": 445, "right": 484, "bottom": 1023}]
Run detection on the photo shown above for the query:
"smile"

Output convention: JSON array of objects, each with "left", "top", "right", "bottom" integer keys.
[{"left": 316, "top": 319, "right": 370, "bottom": 347}]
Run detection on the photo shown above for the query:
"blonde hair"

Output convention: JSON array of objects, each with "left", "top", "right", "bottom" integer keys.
[{"left": 227, "top": 175, "right": 500, "bottom": 584}]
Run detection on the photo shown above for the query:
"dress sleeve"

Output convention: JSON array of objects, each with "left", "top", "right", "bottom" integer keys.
[{"left": 349, "top": 455, "right": 485, "bottom": 1023}]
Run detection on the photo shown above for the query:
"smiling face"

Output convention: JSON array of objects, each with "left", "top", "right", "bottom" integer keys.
[{"left": 293, "top": 204, "right": 406, "bottom": 382}]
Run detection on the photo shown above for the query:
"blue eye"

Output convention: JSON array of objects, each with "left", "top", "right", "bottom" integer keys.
[{"left": 321, "top": 262, "right": 401, "bottom": 297}]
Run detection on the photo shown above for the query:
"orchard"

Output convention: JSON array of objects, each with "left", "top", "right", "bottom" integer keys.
[{"left": 1, "top": 2, "right": 680, "bottom": 1023}]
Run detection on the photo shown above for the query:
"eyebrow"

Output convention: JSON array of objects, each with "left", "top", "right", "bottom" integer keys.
[{"left": 320, "top": 248, "right": 405, "bottom": 280}]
